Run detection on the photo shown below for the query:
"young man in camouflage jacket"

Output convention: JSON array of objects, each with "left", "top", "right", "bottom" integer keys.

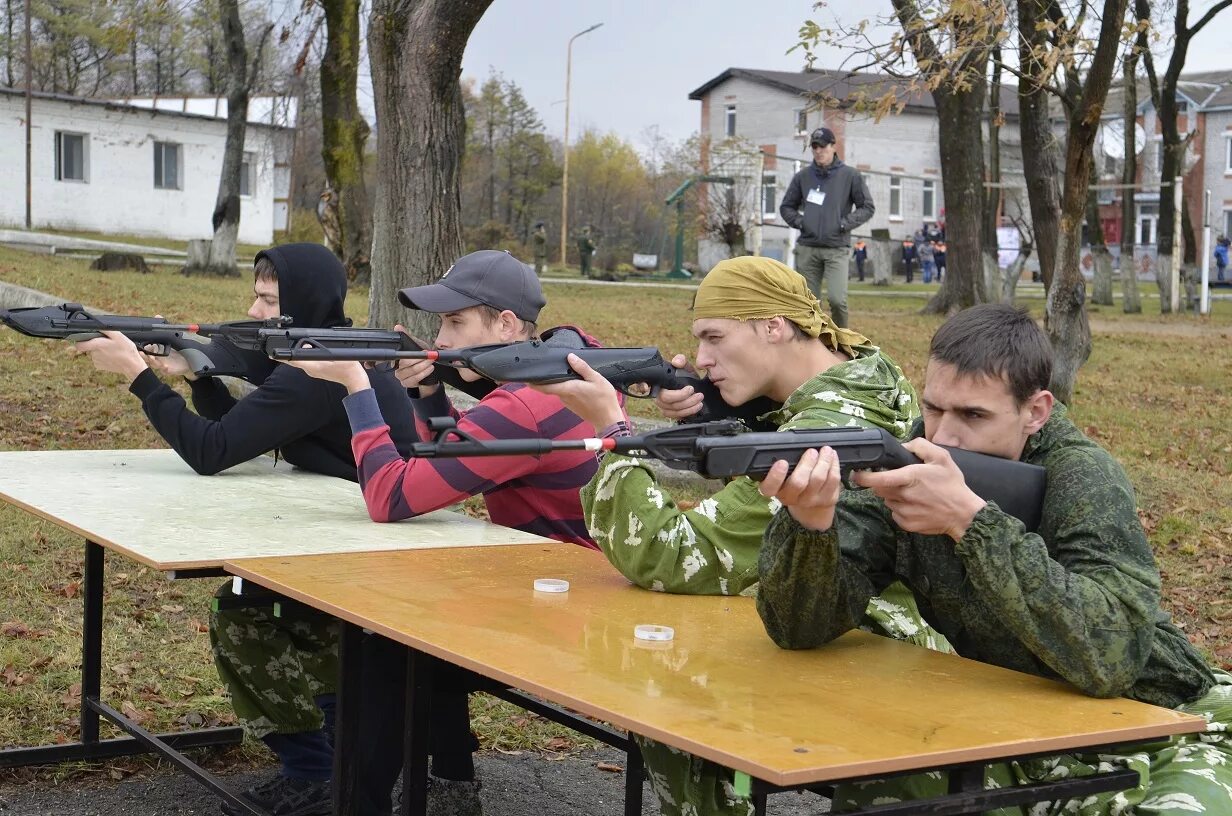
[
  {"left": 757, "top": 303, "right": 1231, "bottom": 814},
  {"left": 535, "top": 256, "right": 946, "bottom": 816}
]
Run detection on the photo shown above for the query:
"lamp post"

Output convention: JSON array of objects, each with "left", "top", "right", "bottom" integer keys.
[{"left": 560, "top": 22, "right": 602, "bottom": 271}]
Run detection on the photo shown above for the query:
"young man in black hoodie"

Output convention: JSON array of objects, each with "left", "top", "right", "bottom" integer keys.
[{"left": 73, "top": 243, "right": 418, "bottom": 816}]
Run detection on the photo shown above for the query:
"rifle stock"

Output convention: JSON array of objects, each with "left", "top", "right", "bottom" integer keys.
[
  {"left": 412, "top": 419, "right": 1047, "bottom": 532},
  {"left": 260, "top": 326, "right": 781, "bottom": 430},
  {"left": 0, "top": 303, "right": 281, "bottom": 378}
]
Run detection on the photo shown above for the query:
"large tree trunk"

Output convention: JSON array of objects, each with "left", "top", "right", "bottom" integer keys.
[
  {"left": 183, "top": 0, "right": 249, "bottom": 278},
  {"left": 320, "top": 0, "right": 373, "bottom": 285},
  {"left": 1120, "top": 50, "right": 1142, "bottom": 313},
  {"left": 1017, "top": 0, "right": 1063, "bottom": 291},
  {"left": 890, "top": 0, "right": 990, "bottom": 314},
  {"left": 1004, "top": 245, "right": 1030, "bottom": 302},
  {"left": 1086, "top": 166, "right": 1114, "bottom": 305},
  {"left": 1044, "top": 0, "right": 1127, "bottom": 404},
  {"left": 368, "top": 0, "right": 493, "bottom": 335}
]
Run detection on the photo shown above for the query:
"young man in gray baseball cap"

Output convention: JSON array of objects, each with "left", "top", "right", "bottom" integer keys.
[{"left": 286, "top": 249, "right": 611, "bottom": 816}]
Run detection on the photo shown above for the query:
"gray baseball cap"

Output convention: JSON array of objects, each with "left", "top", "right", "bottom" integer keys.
[{"left": 398, "top": 250, "right": 546, "bottom": 322}]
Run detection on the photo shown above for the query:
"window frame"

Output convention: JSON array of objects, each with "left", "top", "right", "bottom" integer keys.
[
  {"left": 153, "top": 141, "right": 182, "bottom": 191},
  {"left": 889, "top": 175, "right": 903, "bottom": 220},
  {"left": 725, "top": 105, "right": 736, "bottom": 137},
  {"left": 54, "top": 131, "right": 88, "bottom": 183},
  {"left": 922, "top": 179, "right": 936, "bottom": 220},
  {"left": 239, "top": 151, "right": 255, "bottom": 198},
  {"left": 762, "top": 173, "right": 777, "bottom": 219},
  {"left": 793, "top": 108, "right": 807, "bottom": 135}
]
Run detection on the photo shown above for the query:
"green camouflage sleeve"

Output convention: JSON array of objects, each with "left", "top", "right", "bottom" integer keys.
[
  {"left": 954, "top": 446, "right": 1162, "bottom": 698},
  {"left": 582, "top": 456, "right": 772, "bottom": 595},
  {"left": 583, "top": 404, "right": 895, "bottom": 597},
  {"left": 756, "top": 487, "right": 899, "bottom": 648}
]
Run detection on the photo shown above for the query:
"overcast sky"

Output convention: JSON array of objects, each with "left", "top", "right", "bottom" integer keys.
[
  {"left": 332, "top": 0, "right": 1230, "bottom": 151},
  {"left": 455, "top": 0, "right": 1230, "bottom": 147}
]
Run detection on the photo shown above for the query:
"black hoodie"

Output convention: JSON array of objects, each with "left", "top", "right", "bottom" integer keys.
[{"left": 127, "top": 243, "right": 418, "bottom": 480}]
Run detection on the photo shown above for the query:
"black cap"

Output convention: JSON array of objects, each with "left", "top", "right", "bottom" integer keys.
[
  {"left": 398, "top": 250, "right": 546, "bottom": 322},
  {"left": 809, "top": 127, "right": 836, "bottom": 147}
]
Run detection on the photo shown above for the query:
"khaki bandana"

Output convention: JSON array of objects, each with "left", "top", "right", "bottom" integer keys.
[{"left": 691, "top": 257, "right": 870, "bottom": 356}]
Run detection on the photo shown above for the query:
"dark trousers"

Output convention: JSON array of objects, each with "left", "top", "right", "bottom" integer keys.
[{"left": 353, "top": 633, "right": 480, "bottom": 816}]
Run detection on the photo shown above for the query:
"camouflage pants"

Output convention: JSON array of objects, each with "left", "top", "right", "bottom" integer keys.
[
  {"left": 209, "top": 582, "right": 340, "bottom": 738},
  {"left": 834, "top": 670, "right": 1232, "bottom": 814},
  {"left": 638, "top": 582, "right": 950, "bottom": 816}
]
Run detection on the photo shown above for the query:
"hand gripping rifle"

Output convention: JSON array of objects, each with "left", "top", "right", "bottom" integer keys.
[
  {"left": 411, "top": 417, "right": 1048, "bottom": 532},
  {"left": 257, "top": 325, "right": 782, "bottom": 429},
  {"left": 0, "top": 302, "right": 286, "bottom": 378}
]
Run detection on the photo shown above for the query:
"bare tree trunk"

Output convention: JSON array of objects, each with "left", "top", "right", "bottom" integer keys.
[
  {"left": 891, "top": 0, "right": 990, "bottom": 313},
  {"left": 182, "top": 0, "right": 272, "bottom": 278},
  {"left": 320, "top": 0, "right": 373, "bottom": 285},
  {"left": 368, "top": 0, "right": 493, "bottom": 334},
  {"left": 1044, "top": 0, "right": 1127, "bottom": 404},
  {"left": 984, "top": 45, "right": 1004, "bottom": 300},
  {"left": 1086, "top": 165, "right": 1115, "bottom": 305},
  {"left": 1004, "top": 245, "right": 1030, "bottom": 302},
  {"left": 1120, "top": 52, "right": 1142, "bottom": 313},
  {"left": 1017, "top": 0, "right": 1062, "bottom": 291}
]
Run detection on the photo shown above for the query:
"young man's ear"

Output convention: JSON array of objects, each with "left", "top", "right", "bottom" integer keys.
[
  {"left": 497, "top": 309, "right": 524, "bottom": 341},
  {"left": 1022, "top": 389, "right": 1055, "bottom": 435},
  {"left": 764, "top": 316, "right": 793, "bottom": 344}
]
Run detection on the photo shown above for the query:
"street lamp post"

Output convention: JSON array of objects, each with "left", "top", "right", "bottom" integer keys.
[{"left": 560, "top": 22, "right": 602, "bottom": 271}]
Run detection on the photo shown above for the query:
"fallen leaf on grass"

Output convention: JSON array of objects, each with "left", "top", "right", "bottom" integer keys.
[
  {"left": 160, "top": 604, "right": 184, "bottom": 613},
  {"left": 1, "top": 664, "right": 32, "bottom": 686},
  {"left": 188, "top": 618, "right": 209, "bottom": 633},
  {"left": 1, "top": 621, "right": 46, "bottom": 639},
  {"left": 120, "top": 701, "right": 148, "bottom": 725},
  {"left": 596, "top": 762, "right": 624, "bottom": 773},
  {"left": 57, "top": 580, "right": 81, "bottom": 598},
  {"left": 495, "top": 748, "right": 524, "bottom": 756},
  {"left": 542, "top": 736, "right": 573, "bottom": 752}
]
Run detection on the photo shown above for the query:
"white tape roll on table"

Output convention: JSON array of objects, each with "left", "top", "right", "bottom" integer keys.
[
  {"left": 634, "top": 624, "right": 675, "bottom": 642},
  {"left": 533, "top": 578, "right": 570, "bottom": 593}
]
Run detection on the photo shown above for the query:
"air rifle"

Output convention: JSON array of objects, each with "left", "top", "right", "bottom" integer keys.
[
  {"left": 0, "top": 303, "right": 285, "bottom": 378},
  {"left": 257, "top": 325, "right": 781, "bottom": 429},
  {"left": 411, "top": 417, "right": 1048, "bottom": 532}
]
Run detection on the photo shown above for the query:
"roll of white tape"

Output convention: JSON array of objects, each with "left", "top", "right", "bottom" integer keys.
[
  {"left": 533, "top": 578, "right": 570, "bottom": 593},
  {"left": 634, "top": 624, "right": 675, "bottom": 642}
]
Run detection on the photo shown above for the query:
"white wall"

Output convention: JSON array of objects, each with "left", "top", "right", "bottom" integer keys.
[{"left": 0, "top": 94, "right": 281, "bottom": 245}]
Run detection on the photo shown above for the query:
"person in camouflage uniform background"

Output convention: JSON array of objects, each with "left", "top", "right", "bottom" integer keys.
[
  {"left": 757, "top": 303, "right": 1232, "bottom": 815},
  {"left": 534, "top": 256, "right": 949, "bottom": 816},
  {"left": 531, "top": 221, "right": 548, "bottom": 275}
]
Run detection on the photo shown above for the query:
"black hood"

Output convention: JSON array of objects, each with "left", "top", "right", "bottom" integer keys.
[{"left": 254, "top": 243, "right": 351, "bottom": 329}]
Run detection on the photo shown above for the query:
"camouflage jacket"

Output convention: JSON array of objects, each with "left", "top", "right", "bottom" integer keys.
[
  {"left": 757, "top": 405, "right": 1215, "bottom": 709},
  {"left": 582, "top": 345, "right": 919, "bottom": 596}
]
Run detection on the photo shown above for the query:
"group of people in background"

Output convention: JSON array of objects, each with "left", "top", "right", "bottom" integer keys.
[{"left": 900, "top": 226, "right": 947, "bottom": 284}]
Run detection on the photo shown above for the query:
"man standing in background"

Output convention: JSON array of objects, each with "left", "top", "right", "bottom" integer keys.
[
  {"left": 780, "top": 127, "right": 874, "bottom": 327},
  {"left": 531, "top": 221, "right": 548, "bottom": 275}
]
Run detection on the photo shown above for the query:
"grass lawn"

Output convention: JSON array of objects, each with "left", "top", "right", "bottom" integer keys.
[{"left": 1, "top": 245, "right": 1229, "bottom": 783}]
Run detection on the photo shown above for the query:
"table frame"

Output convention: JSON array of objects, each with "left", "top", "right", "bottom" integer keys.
[
  {"left": 0, "top": 539, "right": 262, "bottom": 816},
  {"left": 326, "top": 619, "right": 1155, "bottom": 816}
]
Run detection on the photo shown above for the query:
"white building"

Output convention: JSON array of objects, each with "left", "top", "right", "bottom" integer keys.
[
  {"left": 688, "top": 68, "right": 1025, "bottom": 268},
  {"left": 0, "top": 90, "right": 296, "bottom": 245}
]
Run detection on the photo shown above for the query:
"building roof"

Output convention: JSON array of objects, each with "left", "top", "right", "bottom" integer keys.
[
  {"left": 0, "top": 88, "right": 297, "bottom": 130},
  {"left": 1101, "top": 70, "right": 1232, "bottom": 117},
  {"left": 688, "top": 67, "right": 1020, "bottom": 117}
]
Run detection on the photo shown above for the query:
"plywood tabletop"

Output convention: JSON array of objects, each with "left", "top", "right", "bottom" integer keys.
[
  {"left": 225, "top": 544, "right": 1206, "bottom": 787},
  {"left": 0, "top": 449, "right": 552, "bottom": 569}
]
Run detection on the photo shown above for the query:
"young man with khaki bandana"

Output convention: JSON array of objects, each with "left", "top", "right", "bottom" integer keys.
[{"left": 536, "top": 256, "right": 943, "bottom": 816}]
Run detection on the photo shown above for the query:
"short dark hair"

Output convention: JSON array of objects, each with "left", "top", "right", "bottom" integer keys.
[
  {"left": 928, "top": 304, "right": 1052, "bottom": 404},
  {"left": 254, "top": 255, "right": 278, "bottom": 283}
]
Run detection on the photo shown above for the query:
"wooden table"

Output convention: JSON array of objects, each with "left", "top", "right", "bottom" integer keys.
[
  {"left": 0, "top": 449, "right": 552, "bottom": 814},
  {"left": 226, "top": 543, "right": 1207, "bottom": 816}
]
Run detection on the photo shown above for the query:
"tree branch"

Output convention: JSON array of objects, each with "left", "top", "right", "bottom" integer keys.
[{"left": 1187, "top": 0, "right": 1232, "bottom": 36}]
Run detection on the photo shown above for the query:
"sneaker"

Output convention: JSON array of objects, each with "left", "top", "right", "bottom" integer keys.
[
  {"left": 427, "top": 776, "right": 483, "bottom": 816},
  {"left": 221, "top": 775, "right": 332, "bottom": 816}
]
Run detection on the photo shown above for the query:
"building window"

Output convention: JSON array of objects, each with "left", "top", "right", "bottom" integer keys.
[
  {"left": 922, "top": 179, "right": 936, "bottom": 219},
  {"left": 1104, "top": 152, "right": 1118, "bottom": 177},
  {"left": 1155, "top": 139, "right": 1164, "bottom": 175},
  {"left": 1225, "top": 137, "right": 1232, "bottom": 173},
  {"left": 154, "top": 141, "right": 181, "bottom": 190},
  {"left": 794, "top": 108, "right": 807, "bottom": 134},
  {"left": 889, "top": 175, "right": 902, "bottom": 219},
  {"left": 240, "top": 151, "right": 255, "bottom": 197},
  {"left": 762, "top": 174, "right": 776, "bottom": 218},
  {"left": 725, "top": 105, "right": 736, "bottom": 137},
  {"left": 1138, "top": 203, "right": 1158, "bottom": 245},
  {"left": 1224, "top": 210, "right": 1232, "bottom": 239},
  {"left": 55, "top": 132, "right": 87, "bottom": 182}
]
